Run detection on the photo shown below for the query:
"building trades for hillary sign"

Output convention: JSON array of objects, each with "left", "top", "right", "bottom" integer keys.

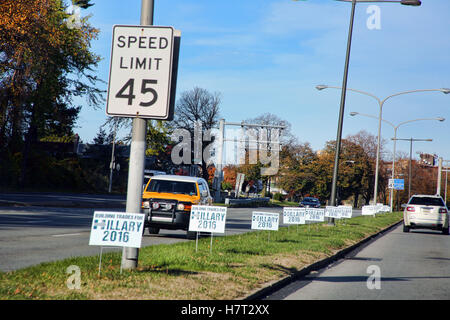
[{"left": 89, "top": 211, "right": 145, "bottom": 248}]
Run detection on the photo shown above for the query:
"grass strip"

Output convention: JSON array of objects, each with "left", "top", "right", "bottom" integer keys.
[{"left": 0, "top": 211, "right": 403, "bottom": 300}]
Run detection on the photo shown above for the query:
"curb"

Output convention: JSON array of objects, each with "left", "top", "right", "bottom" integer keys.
[{"left": 243, "top": 219, "right": 403, "bottom": 300}]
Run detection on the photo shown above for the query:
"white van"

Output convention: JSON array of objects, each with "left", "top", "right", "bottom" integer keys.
[{"left": 403, "top": 194, "right": 449, "bottom": 235}]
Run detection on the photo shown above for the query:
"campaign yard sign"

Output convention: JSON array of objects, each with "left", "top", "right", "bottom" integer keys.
[
  {"left": 251, "top": 212, "right": 280, "bottom": 231},
  {"left": 338, "top": 205, "right": 353, "bottom": 218},
  {"left": 189, "top": 205, "right": 227, "bottom": 233},
  {"left": 283, "top": 207, "right": 306, "bottom": 225},
  {"left": 305, "top": 208, "right": 325, "bottom": 222},
  {"left": 325, "top": 206, "right": 341, "bottom": 219},
  {"left": 362, "top": 205, "right": 378, "bottom": 215},
  {"left": 89, "top": 211, "right": 145, "bottom": 248},
  {"left": 325, "top": 206, "right": 353, "bottom": 219}
]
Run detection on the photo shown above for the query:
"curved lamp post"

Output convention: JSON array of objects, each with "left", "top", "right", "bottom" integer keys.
[
  {"left": 307, "top": 0, "right": 421, "bottom": 226},
  {"left": 317, "top": 85, "right": 450, "bottom": 206},
  {"left": 350, "top": 111, "right": 445, "bottom": 210}
]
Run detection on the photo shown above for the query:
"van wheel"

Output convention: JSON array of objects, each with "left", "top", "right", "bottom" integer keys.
[
  {"left": 186, "top": 231, "right": 197, "bottom": 240},
  {"left": 442, "top": 227, "right": 449, "bottom": 235},
  {"left": 403, "top": 224, "right": 410, "bottom": 233},
  {"left": 148, "top": 227, "right": 160, "bottom": 235}
]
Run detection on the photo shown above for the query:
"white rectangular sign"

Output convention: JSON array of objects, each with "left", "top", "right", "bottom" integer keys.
[
  {"left": 89, "top": 211, "right": 145, "bottom": 248},
  {"left": 283, "top": 207, "right": 306, "bottom": 225},
  {"left": 305, "top": 208, "right": 325, "bottom": 222},
  {"left": 188, "top": 205, "right": 227, "bottom": 233},
  {"left": 325, "top": 206, "right": 341, "bottom": 219},
  {"left": 325, "top": 206, "right": 353, "bottom": 219},
  {"left": 362, "top": 205, "right": 377, "bottom": 215},
  {"left": 339, "top": 205, "right": 353, "bottom": 218},
  {"left": 106, "top": 25, "right": 175, "bottom": 119},
  {"left": 251, "top": 212, "right": 280, "bottom": 231}
]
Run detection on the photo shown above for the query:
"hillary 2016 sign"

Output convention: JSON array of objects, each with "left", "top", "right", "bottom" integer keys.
[
  {"left": 106, "top": 25, "right": 178, "bottom": 119},
  {"left": 325, "top": 206, "right": 353, "bottom": 219},
  {"left": 305, "top": 208, "right": 325, "bottom": 222},
  {"left": 252, "top": 212, "right": 280, "bottom": 231},
  {"left": 89, "top": 211, "right": 145, "bottom": 248},
  {"left": 189, "top": 206, "right": 227, "bottom": 233},
  {"left": 283, "top": 207, "right": 306, "bottom": 225}
]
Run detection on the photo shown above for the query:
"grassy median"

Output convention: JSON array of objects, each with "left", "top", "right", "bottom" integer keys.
[{"left": 0, "top": 211, "right": 403, "bottom": 300}]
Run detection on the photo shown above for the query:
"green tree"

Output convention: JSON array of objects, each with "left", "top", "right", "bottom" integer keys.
[
  {"left": 0, "top": 0, "right": 103, "bottom": 187},
  {"left": 277, "top": 142, "right": 317, "bottom": 201}
]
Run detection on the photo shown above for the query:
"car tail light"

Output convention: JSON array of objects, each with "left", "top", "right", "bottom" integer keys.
[
  {"left": 439, "top": 208, "right": 448, "bottom": 214},
  {"left": 406, "top": 206, "right": 415, "bottom": 212}
]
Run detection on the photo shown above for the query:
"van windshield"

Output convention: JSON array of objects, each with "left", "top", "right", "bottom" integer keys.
[
  {"left": 146, "top": 179, "right": 198, "bottom": 196},
  {"left": 409, "top": 197, "right": 445, "bottom": 206}
]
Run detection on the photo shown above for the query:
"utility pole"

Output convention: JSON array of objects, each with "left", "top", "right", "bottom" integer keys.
[
  {"left": 108, "top": 118, "right": 118, "bottom": 193},
  {"left": 215, "top": 120, "right": 285, "bottom": 202},
  {"left": 214, "top": 119, "right": 225, "bottom": 203},
  {"left": 392, "top": 137, "right": 432, "bottom": 200},
  {"left": 120, "top": 0, "right": 154, "bottom": 271},
  {"left": 329, "top": 0, "right": 356, "bottom": 226},
  {"left": 437, "top": 157, "right": 443, "bottom": 196}
]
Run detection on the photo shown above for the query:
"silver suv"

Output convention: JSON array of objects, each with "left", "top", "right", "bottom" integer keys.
[{"left": 403, "top": 194, "right": 449, "bottom": 235}]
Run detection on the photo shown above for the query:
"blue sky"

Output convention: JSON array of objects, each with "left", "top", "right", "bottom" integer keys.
[{"left": 74, "top": 0, "right": 450, "bottom": 162}]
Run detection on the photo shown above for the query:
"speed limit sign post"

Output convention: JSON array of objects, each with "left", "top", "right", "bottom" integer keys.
[{"left": 106, "top": 25, "right": 179, "bottom": 120}]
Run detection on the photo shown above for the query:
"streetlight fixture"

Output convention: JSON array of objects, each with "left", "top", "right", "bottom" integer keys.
[
  {"left": 318, "top": 85, "right": 449, "bottom": 207},
  {"left": 337, "top": 0, "right": 420, "bottom": 4},
  {"left": 350, "top": 111, "right": 445, "bottom": 210},
  {"left": 310, "top": 0, "right": 421, "bottom": 226}
]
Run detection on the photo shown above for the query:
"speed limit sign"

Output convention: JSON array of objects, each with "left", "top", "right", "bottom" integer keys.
[{"left": 106, "top": 25, "right": 179, "bottom": 120}]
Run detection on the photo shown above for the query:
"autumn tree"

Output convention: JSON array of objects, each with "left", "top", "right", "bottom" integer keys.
[
  {"left": 311, "top": 139, "right": 374, "bottom": 206},
  {"left": 0, "top": 0, "right": 103, "bottom": 186},
  {"left": 277, "top": 142, "right": 317, "bottom": 201}
]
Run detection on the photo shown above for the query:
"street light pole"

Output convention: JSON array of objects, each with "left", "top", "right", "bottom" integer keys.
[
  {"left": 309, "top": 0, "right": 421, "bottom": 224},
  {"left": 391, "top": 137, "right": 432, "bottom": 199},
  {"left": 350, "top": 112, "right": 444, "bottom": 210},
  {"left": 329, "top": 0, "right": 356, "bottom": 221},
  {"left": 319, "top": 86, "right": 450, "bottom": 206}
]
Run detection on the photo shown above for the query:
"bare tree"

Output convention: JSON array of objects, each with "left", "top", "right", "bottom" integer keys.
[{"left": 172, "top": 87, "right": 221, "bottom": 181}]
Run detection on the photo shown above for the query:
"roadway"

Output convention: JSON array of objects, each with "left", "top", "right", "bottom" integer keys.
[
  {"left": 0, "top": 195, "right": 283, "bottom": 271},
  {"left": 265, "top": 224, "right": 450, "bottom": 300}
]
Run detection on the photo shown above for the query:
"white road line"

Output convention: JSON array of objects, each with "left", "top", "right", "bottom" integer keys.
[{"left": 51, "top": 233, "right": 82, "bottom": 237}]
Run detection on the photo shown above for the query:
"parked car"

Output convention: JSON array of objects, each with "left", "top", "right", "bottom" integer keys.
[
  {"left": 141, "top": 175, "right": 213, "bottom": 239},
  {"left": 403, "top": 194, "right": 449, "bottom": 235},
  {"left": 299, "top": 197, "right": 321, "bottom": 208}
]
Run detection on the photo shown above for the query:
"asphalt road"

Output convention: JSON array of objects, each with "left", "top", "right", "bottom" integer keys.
[
  {"left": 266, "top": 224, "right": 450, "bottom": 300},
  {"left": 0, "top": 204, "right": 283, "bottom": 272},
  {"left": 0, "top": 192, "right": 362, "bottom": 272},
  {"left": 0, "top": 192, "right": 126, "bottom": 208}
]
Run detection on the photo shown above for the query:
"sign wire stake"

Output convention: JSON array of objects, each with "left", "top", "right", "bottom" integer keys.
[
  {"left": 210, "top": 233, "right": 213, "bottom": 254},
  {"left": 98, "top": 246, "right": 103, "bottom": 276},
  {"left": 195, "top": 232, "right": 199, "bottom": 252}
]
